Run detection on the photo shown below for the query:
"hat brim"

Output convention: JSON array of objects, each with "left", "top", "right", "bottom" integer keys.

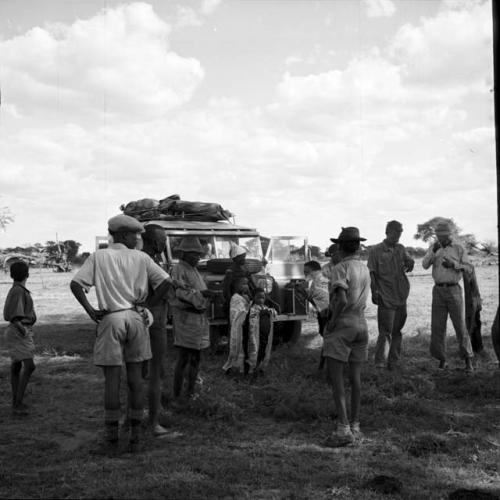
[{"left": 330, "top": 237, "right": 367, "bottom": 243}]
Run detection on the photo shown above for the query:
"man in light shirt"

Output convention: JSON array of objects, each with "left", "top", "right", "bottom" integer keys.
[
  {"left": 70, "top": 214, "right": 175, "bottom": 454},
  {"left": 422, "top": 221, "right": 474, "bottom": 372}
]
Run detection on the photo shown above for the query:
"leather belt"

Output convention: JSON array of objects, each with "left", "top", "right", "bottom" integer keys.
[{"left": 435, "top": 283, "right": 458, "bottom": 287}]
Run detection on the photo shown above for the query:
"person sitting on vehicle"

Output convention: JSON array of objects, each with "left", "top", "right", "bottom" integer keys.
[
  {"left": 222, "top": 277, "right": 251, "bottom": 375},
  {"left": 222, "top": 245, "right": 255, "bottom": 309},
  {"left": 247, "top": 288, "right": 277, "bottom": 374},
  {"left": 170, "top": 237, "right": 216, "bottom": 400}
]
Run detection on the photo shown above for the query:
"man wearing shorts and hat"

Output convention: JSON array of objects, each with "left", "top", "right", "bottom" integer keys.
[
  {"left": 368, "top": 221, "right": 414, "bottom": 370},
  {"left": 323, "top": 227, "right": 370, "bottom": 447},
  {"left": 422, "top": 221, "right": 474, "bottom": 372},
  {"left": 70, "top": 214, "right": 175, "bottom": 454},
  {"left": 170, "top": 237, "right": 216, "bottom": 400}
]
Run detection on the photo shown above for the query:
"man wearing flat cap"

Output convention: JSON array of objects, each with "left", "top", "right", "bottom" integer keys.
[
  {"left": 170, "top": 237, "right": 216, "bottom": 401},
  {"left": 70, "top": 214, "right": 175, "bottom": 454},
  {"left": 368, "top": 221, "right": 414, "bottom": 370},
  {"left": 422, "top": 220, "right": 474, "bottom": 372},
  {"left": 323, "top": 227, "right": 370, "bottom": 447}
]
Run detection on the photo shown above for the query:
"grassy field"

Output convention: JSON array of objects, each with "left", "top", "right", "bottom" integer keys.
[{"left": 0, "top": 260, "right": 499, "bottom": 499}]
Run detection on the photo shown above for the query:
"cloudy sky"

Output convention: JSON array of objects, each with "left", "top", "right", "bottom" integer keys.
[{"left": 0, "top": 0, "right": 496, "bottom": 252}]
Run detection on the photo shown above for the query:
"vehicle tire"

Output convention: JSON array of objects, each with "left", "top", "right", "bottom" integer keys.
[
  {"left": 245, "top": 258, "right": 264, "bottom": 274},
  {"left": 275, "top": 320, "right": 302, "bottom": 345},
  {"left": 209, "top": 324, "right": 229, "bottom": 355}
]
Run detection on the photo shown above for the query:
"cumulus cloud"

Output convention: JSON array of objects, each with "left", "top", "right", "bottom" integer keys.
[
  {"left": 0, "top": 2, "right": 204, "bottom": 120},
  {"left": 363, "top": 0, "right": 396, "bottom": 18},
  {"left": 0, "top": 0, "right": 496, "bottom": 250}
]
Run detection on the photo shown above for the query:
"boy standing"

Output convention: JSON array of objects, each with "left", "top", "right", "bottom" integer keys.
[{"left": 3, "top": 261, "right": 37, "bottom": 416}]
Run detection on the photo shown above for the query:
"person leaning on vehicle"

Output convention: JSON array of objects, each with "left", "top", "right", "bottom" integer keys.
[
  {"left": 368, "top": 220, "right": 414, "bottom": 371},
  {"left": 70, "top": 214, "right": 175, "bottom": 454},
  {"left": 421, "top": 221, "right": 474, "bottom": 373}
]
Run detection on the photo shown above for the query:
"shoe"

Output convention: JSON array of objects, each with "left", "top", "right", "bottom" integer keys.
[
  {"left": 152, "top": 424, "right": 170, "bottom": 437},
  {"left": 324, "top": 425, "right": 355, "bottom": 448},
  {"left": 438, "top": 360, "right": 448, "bottom": 370},
  {"left": 12, "top": 403, "right": 29, "bottom": 416},
  {"left": 350, "top": 422, "right": 363, "bottom": 440}
]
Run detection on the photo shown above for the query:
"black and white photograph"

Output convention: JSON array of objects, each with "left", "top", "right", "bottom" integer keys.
[{"left": 0, "top": 0, "right": 499, "bottom": 498}]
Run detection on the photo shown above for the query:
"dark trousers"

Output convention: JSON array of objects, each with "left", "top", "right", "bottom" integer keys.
[
  {"left": 173, "top": 347, "right": 201, "bottom": 397},
  {"left": 374, "top": 304, "right": 407, "bottom": 366}
]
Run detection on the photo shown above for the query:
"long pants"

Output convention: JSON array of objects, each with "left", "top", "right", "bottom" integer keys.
[
  {"left": 430, "top": 284, "right": 473, "bottom": 361},
  {"left": 374, "top": 304, "right": 407, "bottom": 365}
]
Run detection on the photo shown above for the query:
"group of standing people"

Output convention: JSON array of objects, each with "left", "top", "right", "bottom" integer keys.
[
  {"left": 2, "top": 214, "right": 499, "bottom": 454},
  {"left": 300, "top": 219, "right": 498, "bottom": 447}
]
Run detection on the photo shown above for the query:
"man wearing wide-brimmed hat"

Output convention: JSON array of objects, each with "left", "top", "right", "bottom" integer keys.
[
  {"left": 170, "top": 237, "right": 216, "bottom": 401},
  {"left": 368, "top": 221, "right": 414, "bottom": 371},
  {"left": 322, "top": 227, "right": 370, "bottom": 448},
  {"left": 70, "top": 214, "right": 176, "bottom": 454},
  {"left": 422, "top": 220, "right": 474, "bottom": 372}
]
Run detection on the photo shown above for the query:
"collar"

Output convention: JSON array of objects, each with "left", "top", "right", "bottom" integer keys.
[
  {"left": 13, "top": 282, "right": 31, "bottom": 294},
  {"left": 108, "top": 242, "right": 129, "bottom": 250},
  {"left": 342, "top": 254, "right": 360, "bottom": 262},
  {"left": 382, "top": 239, "right": 397, "bottom": 250}
]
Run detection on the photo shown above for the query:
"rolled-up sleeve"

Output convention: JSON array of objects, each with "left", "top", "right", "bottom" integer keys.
[
  {"left": 72, "top": 254, "right": 95, "bottom": 292},
  {"left": 330, "top": 264, "right": 348, "bottom": 292},
  {"left": 422, "top": 247, "right": 435, "bottom": 270}
]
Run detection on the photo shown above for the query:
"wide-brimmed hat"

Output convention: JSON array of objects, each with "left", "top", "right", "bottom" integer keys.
[
  {"left": 230, "top": 244, "right": 247, "bottom": 259},
  {"left": 435, "top": 221, "right": 452, "bottom": 235},
  {"left": 330, "top": 227, "right": 366, "bottom": 243},
  {"left": 177, "top": 237, "right": 205, "bottom": 254},
  {"left": 108, "top": 214, "right": 144, "bottom": 233}
]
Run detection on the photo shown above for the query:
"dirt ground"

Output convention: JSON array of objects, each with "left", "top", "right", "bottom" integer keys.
[{"left": 0, "top": 262, "right": 499, "bottom": 499}]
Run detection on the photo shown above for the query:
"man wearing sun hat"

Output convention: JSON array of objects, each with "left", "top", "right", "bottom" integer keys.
[
  {"left": 170, "top": 237, "right": 216, "bottom": 400},
  {"left": 222, "top": 243, "right": 255, "bottom": 307},
  {"left": 368, "top": 220, "right": 415, "bottom": 371},
  {"left": 70, "top": 214, "right": 176, "bottom": 454},
  {"left": 322, "top": 227, "right": 370, "bottom": 447},
  {"left": 422, "top": 220, "right": 474, "bottom": 372}
]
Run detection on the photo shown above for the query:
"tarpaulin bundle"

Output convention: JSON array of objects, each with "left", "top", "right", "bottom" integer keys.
[{"left": 120, "top": 194, "right": 233, "bottom": 222}]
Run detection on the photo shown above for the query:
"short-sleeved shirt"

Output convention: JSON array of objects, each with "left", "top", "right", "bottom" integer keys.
[
  {"left": 368, "top": 241, "right": 413, "bottom": 308},
  {"left": 421, "top": 241, "right": 472, "bottom": 284},
  {"left": 3, "top": 283, "right": 37, "bottom": 325},
  {"left": 72, "top": 243, "right": 169, "bottom": 312},
  {"left": 329, "top": 256, "right": 370, "bottom": 317}
]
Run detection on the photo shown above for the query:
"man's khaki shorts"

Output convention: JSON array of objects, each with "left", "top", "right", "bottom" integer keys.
[
  {"left": 94, "top": 310, "right": 152, "bottom": 366},
  {"left": 323, "top": 314, "right": 368, "bottom": 364}
]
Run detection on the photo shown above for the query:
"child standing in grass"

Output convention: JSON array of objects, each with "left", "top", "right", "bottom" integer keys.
[
  {"left": 222, "top": 277, "right": 251, "bottom": 374},
  {"left": 3, "top": 261, "right": 37, "bottom": 416},
  {"left": 247, "top": 288, "right": 277, "bottom": 374}
]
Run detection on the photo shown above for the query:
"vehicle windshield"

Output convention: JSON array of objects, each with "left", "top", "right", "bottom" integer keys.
[
  {"left": 168, "top": 235, "right": 262, "bottom": 261},
  {"left": 267, "top": 237, "right": 307, "bottom": 262}
]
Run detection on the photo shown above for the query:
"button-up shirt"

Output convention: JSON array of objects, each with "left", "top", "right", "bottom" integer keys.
[
  {"left": 368, "top": 241, "right": 414, "bottom": 308},
  {"left": 422, "top": 241, "right": 472, "bottom": 284},
  {"left": 72, "top": 243, "right": 169, "bottom": 312}
]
